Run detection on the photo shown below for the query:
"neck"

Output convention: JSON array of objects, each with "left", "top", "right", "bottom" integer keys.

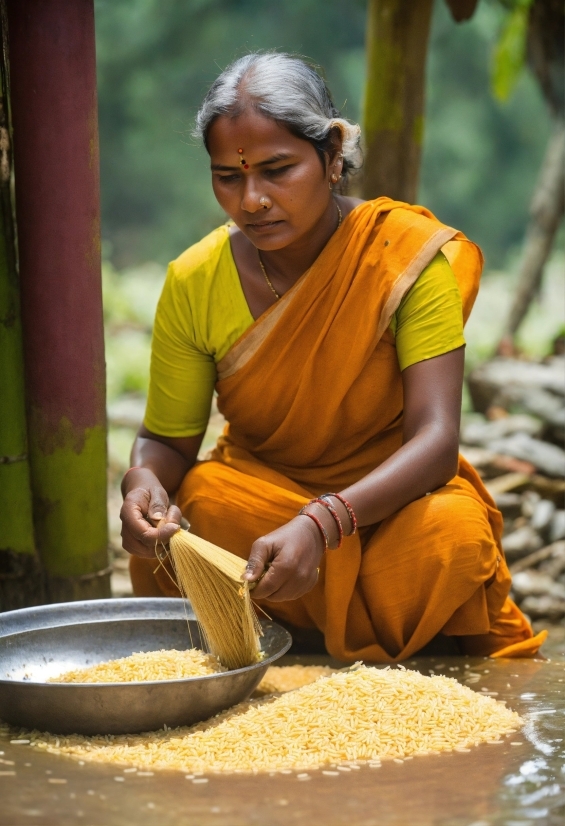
[{"left": 258, "top": 197, "right": 341, "bottom": 286}]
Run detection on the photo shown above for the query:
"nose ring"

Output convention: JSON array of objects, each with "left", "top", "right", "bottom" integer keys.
[{"left": 259, "top": 196, "right": 270, "bottom": 209}]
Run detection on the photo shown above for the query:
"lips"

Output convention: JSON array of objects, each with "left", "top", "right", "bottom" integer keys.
[{"left": 247, "top": 220, "right": 282, "bottom": 228}]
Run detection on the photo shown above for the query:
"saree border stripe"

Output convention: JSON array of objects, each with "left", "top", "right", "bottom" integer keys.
[
  {"left": 216, "top": 271, "right": 310, "bottom": 381},
  {"left": 375, "top": 226, "right": 458, "bottom": 340}
]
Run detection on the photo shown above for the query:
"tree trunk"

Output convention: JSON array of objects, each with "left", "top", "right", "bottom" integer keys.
[
  {"left": 0, "top": 2, "right": 44, "bottom": 611},
  {"left": 498, "top": 119, "right": 565, "bottom": 349},
  {"left": 496, "top": 0, "right": 564, "bottom": 352},
  {"left": 362, "top": 0, "right": 434, "bottom": 203},
  {"left": 6, "top": 0, "right": 110, "bottom": 602}
]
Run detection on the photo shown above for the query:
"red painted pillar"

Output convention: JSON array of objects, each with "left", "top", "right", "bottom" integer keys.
[{"left": 7, "top": 0, "right": 109, "bottom": 600}]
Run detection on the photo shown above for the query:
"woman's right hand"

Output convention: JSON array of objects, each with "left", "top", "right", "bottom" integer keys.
[{"left": 120, "top": 467, "right": 182, "bottom": 558}]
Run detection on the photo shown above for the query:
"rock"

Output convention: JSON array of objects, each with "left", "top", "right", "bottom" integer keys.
[
  {"left": 493, "top": 492, "right": 523, "bottom": 519},
  {"left": 519, "top": 595, "right": 565, "bottom": 622},
  {"left": 550, "top": 510, "right": 565, "bottom": 543},
  {"left": 458, "top": 448, "right": 535, "bottom": 476},
  {"left": 511, "top": 570, "right": 565, "bottom": 600},
  {"left": 506, "top": 386, "right": 565, "bottom": 441},
  {"left": 529, "top": 475, "right": 565, "bottom": 504},
  {"left": 468, "top": 357, "right": 565, "bottom": 413},
  {"left": 539, "top": 542, "right": 565, "bottom": 579},
  {"left": 530, "top": 499, "right": 556, "bottom": 535},
  {"left": 490, "top": 455, "right": 536, "bottom": 475},
  {"left": 459, "top": 445, "right": 496, "bottom": 469},
  {"left": 485, "top": 472, "right": 532, "bottom": 496},
  {"left": 502, "top": 526, "right": 544, "bottom": 560},
  {"left": 461, "top": 414, "right": 542, "bottom": 446},
  {"left": 486, "top": 433, "right": 565, "bottom": 478},
  {"left": 521, "top": 490, "right": 541, "bottom": 518},
  {"left": 509, "top": 541, "right": 565, "bottom": 574}
]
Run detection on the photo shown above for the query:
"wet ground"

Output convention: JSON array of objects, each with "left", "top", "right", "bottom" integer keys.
[{"left": 1, "top": 653, "right": 564, "bottom": 826}]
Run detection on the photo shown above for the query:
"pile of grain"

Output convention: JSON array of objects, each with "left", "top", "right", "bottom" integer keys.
[
  {"left": 48, "top": 649, "right": 225, "bottom": 684},
  {"left": 256, "top": 664, "right": 337, "bottom": 694},
  {"left": 13, "top": 665, "right": 522, "bottom": 773}
]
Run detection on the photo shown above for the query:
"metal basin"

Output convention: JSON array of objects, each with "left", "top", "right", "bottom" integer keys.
[{"left": 0, "top": 598, "right": 292, "bottom": 735}]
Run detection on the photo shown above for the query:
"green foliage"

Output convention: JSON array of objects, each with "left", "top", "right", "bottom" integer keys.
[
  {"left": 420, "top": 0, "right": 550, "bottom": 267},
  {"left": 94, "top": 0, "right": 366, "bottom": 267},
  {"left": 491, "top": 0, "right": 533, "bottom": 102},
  {"left": 95, "top": 0, "right": 551, "bottom": 269},
  {"left": 102, "top": 261, "right": 165, "bottom": 400}
]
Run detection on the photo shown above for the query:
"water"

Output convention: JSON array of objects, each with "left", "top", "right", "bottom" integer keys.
[{"left": 1, "top": 655, "right": 564, "bottom": 826}]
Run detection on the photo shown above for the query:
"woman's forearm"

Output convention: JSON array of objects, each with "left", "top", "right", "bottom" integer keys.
[
  {"left": 122, "top": 427, "right": 204, "bottom": 497},
  {"left": 337, "top": 348, "right": 465, "bottom": 533},
  {"left": 128, "top": 436, "right": 189, "bottom": 494},
  {"left": 340, "top": 422, "right": 459, "bottom": 528}
]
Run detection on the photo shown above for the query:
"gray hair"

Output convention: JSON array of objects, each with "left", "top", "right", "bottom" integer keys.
[{"left": 194, "top": 53, "right": 362, "bottom": 179}]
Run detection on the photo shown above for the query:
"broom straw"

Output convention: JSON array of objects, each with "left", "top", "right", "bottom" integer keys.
[{"left": 168, "top": 530, "right": 263, "bottom": 671}]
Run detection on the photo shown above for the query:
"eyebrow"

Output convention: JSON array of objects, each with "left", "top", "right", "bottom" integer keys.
[{"left": 210, "top": 153, "right": 293, "bottom": 171}]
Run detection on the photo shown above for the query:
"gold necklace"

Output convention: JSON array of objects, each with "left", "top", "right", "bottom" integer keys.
[{"left": 257, "top": 202, "right": 342, "bottom": 301}]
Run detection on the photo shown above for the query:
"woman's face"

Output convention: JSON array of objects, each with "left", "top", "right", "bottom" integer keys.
[{"left": 207, "top": 109, "right": 341, "bottom": 251}]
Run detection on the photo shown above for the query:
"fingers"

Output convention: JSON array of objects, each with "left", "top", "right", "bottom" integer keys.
[
  {"left": 243, "top": 537, "right": 273, "bottom": 583},
  {"left": 252, "top": 559, "right": 318, "bottom": 602},
  {"left": 247, "top": 518, "right": 324, "bottom": 601},
  {"left": 120, "top": 486, "right": 181, "bottom": 557},
  {"left": 147, "top": 491, "right": 172, "bottom": 525}
]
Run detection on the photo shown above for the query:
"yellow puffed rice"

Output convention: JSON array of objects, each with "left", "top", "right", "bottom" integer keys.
[
  {"left": 4, "top": 665, "right": 522, "bottom": 774},
  {"left": 48, "top": 649, "right": 225, "bottom": 683},
  {"left": 256, "top": 664, "right": 337, "bottom": 694}
]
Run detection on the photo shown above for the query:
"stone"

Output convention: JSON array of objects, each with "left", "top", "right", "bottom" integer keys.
[
  {"left": 493, "top": 492, "right": 523, "bottom": 519},
  {"left": 486, "top": 433, "right": 565, "bottom": 478},
  {"left": 549, "top": 510, "right": 565, "bottom": 543},
  {"left": 530, "top": 499, "right": 556, "bottom": 535},
  {"left": 520, "top": 595, "right": 565, "bottom": 622},
  {"left": 502, "top": 526, "right": 544, "bottom": 561},
  {"left": 461, "top": 414, "right": 542, "bottom": 446}
]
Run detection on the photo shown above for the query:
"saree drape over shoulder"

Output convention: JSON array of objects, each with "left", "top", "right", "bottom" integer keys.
[{"left": 131, "top": 198, "right": 546, "bottom": 661}]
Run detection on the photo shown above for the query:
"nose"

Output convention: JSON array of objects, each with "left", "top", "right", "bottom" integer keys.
[{"left": 240, "top": 175, "right": 264, "bottom": 214}]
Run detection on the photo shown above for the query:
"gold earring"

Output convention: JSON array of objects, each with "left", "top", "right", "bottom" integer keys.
[{"left": 331, "top": 174, "right": 338, "bottom": 183}]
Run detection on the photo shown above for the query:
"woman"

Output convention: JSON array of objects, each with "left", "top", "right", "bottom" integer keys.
[{"left": 120, "top": 53, "right": 545, "bottom": 662}]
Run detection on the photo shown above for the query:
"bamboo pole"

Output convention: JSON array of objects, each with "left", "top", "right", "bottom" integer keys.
[
  {"left": 6, "top": 0, "right": 110, "bottom": 602},
  {"left": 0, "top": 2, "right": 43, "bottom": 611},
  {"left": 362, "top": 0, "right": 434, "bottom": 203}
]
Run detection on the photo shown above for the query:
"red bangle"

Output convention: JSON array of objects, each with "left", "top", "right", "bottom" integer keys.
[
  {"left": 310, "top": 498, "right": 343, "bottom": 548},
  {"left": 299, "top": 510, "right": 329, "bottom": 551},
  {"left": 320, "top": 493, "right": 357, "bottom": 536}
]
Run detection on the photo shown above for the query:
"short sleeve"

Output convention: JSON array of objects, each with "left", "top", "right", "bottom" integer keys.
[
  {"left": 143, "top": 263, "right": 216, "bottom": 437},
  {"left": 392, "top": 251, "right": 466, "bottom": 372}
]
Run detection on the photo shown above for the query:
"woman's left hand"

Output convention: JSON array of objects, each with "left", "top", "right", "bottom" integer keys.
[{"left": 243, "top": 516, "right": 325, "bottom": 601}]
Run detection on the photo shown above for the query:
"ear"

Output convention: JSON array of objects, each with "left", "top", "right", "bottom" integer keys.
[{"left": 326, "top": 125, "right": 344, "bottom": 168}]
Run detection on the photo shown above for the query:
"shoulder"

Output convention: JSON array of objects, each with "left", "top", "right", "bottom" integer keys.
[
  {"left": 417, "top": 250, "right": 459, "bottom": 293},
  {"left": 336, "top": 195, "right": 365, "bottom": 221},
  {"left": 169, "top": 225, "right": 230, "bottom": 283}
]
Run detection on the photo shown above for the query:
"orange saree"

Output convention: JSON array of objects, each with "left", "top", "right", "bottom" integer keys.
[{"left": 131, "top": 198, "right": 546, "bottom": 661}]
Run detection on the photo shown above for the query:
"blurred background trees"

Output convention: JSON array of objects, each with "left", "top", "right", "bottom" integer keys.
[{"left": 94, "top": 0, "right": 555, "bottom": 272}]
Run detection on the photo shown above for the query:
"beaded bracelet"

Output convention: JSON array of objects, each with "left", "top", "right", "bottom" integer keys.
[
  {"left": 298, "top": 509, "right": 330, "bottom": 551},
  {"left": 311, "top": 497, "right": 343, "bottom": 548},
  {"left": 320, "top": 493, "right": 358, "bottom": 536}
]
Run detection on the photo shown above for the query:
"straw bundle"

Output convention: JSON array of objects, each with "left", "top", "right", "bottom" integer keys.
[{"left": 168, "top": 530, "right": 262, "bottom": 670}]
